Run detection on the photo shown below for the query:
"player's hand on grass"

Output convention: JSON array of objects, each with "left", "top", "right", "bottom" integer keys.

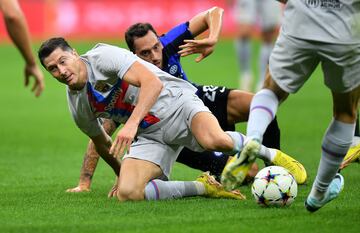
[
  {"left": 178, "top": 38, "right": 217, "bottom": 62},
  {"left": 108, "top": 177, "right": 119, "bottom": 198},
  {"left": 66, "top": 185, "right": 90, "bottom": 193},
  {"left": 24, "top": 63, "right": 45, "bottom": 97},
  {"left": 109, "top": 123, "right": 137, "bottom": 158},
  {"left": 108, "top": 186, "right": 117, "bottom": 198}
]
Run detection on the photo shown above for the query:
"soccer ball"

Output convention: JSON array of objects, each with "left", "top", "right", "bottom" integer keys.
[{"left": 251, "top": 166, "right": 297, "bottom": 207}]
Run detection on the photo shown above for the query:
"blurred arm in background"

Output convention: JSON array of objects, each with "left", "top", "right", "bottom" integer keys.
[{"left": 0, "top": 0, "right": 44, "bottom": 97}]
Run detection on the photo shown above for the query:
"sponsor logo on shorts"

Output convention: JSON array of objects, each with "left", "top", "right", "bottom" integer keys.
[{"left": 305, "top": 0, "right": 342, "bottom": 9}]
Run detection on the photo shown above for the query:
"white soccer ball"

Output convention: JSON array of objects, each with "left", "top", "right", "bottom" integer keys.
[{"left": 251, "top": 166, "right": 297, "bottom": 207}]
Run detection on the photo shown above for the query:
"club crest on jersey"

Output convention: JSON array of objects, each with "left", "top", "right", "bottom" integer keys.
[
  {"left": 169, "top": 64, "right": 178, "bottom": 75},
  {"left": 94, "top": 81, "right": 111, "bottom": 92}
]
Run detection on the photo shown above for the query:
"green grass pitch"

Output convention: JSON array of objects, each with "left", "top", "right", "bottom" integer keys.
[{"left": 0, "top": 40, "right": 359, "bottom": 233}]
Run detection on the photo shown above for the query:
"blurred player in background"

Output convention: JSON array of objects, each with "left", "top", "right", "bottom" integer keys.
[
  {"left": 0, "top": 0, "right": 44, "bottom": 96},
  {"left": 66, "top": 7, "right": 307, "bottom": 193},
  {"left": 231, "top": 0, "right": 282, "bottom": 91},
  {"left": 222, "top": 0, "right": 360, "bottom": 212}
]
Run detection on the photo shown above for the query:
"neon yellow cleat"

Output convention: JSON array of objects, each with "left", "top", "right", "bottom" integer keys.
[
  {"left": 340, "top": 142, "right": 360, "bottom": 169},
  {"left": 196, "top": 172, "right": 246, "bottom": 200},
  {"left": 272, "top": 150, "right": 307, "bottom": 184},
  {"left": 221, "top": 140, "right": 260, "bottom": 191}
]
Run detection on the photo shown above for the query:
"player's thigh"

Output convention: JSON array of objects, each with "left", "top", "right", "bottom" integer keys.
[
  {"left": 190, "top": 111, "right": 230, "bottom": 149},
  {"left": 196, "top": 85, "right": 235, "bottom": 130},
  {"left": 227, "top": 90, "right": 254, "bottom": 123},
  {"left": 269, "top": 32, "right": 320, "bottom": 94},
  {"left": 321, "top": 43, "right": 360, "bottom": 93}
]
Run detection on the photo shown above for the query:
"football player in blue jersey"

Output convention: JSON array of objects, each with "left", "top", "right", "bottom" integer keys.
[{"left": 66, "top": 6, "right": 306, "bottom": 193}]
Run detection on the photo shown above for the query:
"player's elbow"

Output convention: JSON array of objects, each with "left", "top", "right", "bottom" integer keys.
[{"left": 210, "top": 6, "right": 224, "bottom": 14}]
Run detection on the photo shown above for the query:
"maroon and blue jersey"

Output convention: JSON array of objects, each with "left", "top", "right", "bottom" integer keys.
[
  {"left": 86, "top": 79, "right": 160, "bottom": 129},
  {"left": 67, "top": 43, "right": 197, "bottom": 137}
]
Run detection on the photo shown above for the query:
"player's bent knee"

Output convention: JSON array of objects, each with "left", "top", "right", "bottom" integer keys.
[{"left": 116, "top": 187, "right": 145, "bottom": 202}]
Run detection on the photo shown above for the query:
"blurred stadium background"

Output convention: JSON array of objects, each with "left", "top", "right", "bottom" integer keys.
[{"left": 0, "top": 0, "right": 247, "bottom": 41}]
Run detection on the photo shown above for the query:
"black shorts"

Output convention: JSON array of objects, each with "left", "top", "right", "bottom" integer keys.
[{"left": 195, "top": 85, "right": 235, "bottom": 131}]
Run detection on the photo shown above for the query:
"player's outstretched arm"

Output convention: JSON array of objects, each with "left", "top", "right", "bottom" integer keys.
[
  {"left": 66, "top": 119, "right": 118, "bottom": 193},
  {"left": 188, "top": 6, "right": 224, "bottom": 39},
  {"left": 0, "top": 0, "right": 44, "bottom": 97},
  {"left": 66, "top": 141, "right": 100, "bottom": 193},
  {"left": 178, "top": 6, "right": 224, "bottom": 62}
]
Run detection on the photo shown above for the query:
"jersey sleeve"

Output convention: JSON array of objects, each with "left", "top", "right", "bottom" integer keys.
[
  {"left": 160, "top": 22, "right": 194, "bottom": 52},
  {"left": 88, "top": 43, "right": 138, "bottom": 81}
]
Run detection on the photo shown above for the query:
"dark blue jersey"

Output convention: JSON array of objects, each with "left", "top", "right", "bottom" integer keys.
[{"left": 159, "top": 22, "right": 193, "bottom": 81}]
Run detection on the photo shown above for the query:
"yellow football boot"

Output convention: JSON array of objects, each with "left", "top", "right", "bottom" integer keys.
[
  {"left": 272, "top": 150, "right": 307, "bottom": 184},
  {"left": 221, "top": 140, "right": 260, "bottom": 191},
  {"left": 340, "top": 142, "right": 360, "bottom": 169},
  {"left": 196, "top": 172, "right": 246, "bottom": 200}
]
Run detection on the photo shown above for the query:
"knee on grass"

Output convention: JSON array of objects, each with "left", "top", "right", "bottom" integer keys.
[{"left": 116, "top": 186, "right": 145, "bottom": 201}]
